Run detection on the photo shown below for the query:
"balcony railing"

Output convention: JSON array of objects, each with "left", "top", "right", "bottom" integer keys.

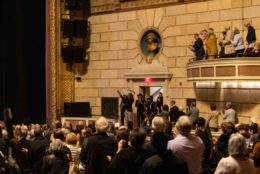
[{"left": 187, "top": 57, "right": 260, "bottom": 81}]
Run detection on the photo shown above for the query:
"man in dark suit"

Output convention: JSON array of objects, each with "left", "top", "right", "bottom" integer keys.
[
  {"left": 169, "top": 100, "right": 179, "bottom": 123},
  {"left": 30, "top": 126, "right": 50, "bottom": 174},
  {"left": 189, "top": 33, "right": 205, "bottom": 60},
  {"left": 80, "top": 117, "right": 116, "bottom": 174}
]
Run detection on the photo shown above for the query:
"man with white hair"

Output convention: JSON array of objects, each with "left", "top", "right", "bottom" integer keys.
[
  {"left": 80, "top": 117, "right": 116, "bottom": 174},
  {"left": 222, "top": 102, "right": 236, "bottom": 124},
  {"left": 168, "top": 116, "right": 204, "bottom": 174},
  {"left": 244, "top": 21, "right": 256, "bottom": 48}
]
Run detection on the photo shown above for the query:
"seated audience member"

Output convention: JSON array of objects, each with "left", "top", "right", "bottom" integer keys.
[
  {"left": 140, "top": 132, "right": 189, "bottom": 174},
  {"left": 189, "top": 33, "right": 205, "bottom": 60},
  {"left": 80, "top": 117, "right": 115, "bottom": 174},
  {"left": 222, "top": 102, "right": 236, "bottom": 124},
  {"left": 41, "top": 139, "right": 70, "bottom": 174},
  {"left": 108, "top": 128, "right": 150, "bottom": 174},
  {"left": 244, "top": 21, "right": 256, "bottom": 48},
  {"left": 167, "top": 116, "right": 204, "bottom": 174},
  {"left": 207, "top": 103, "right": 219, "bottom": 132},
  {"left": 205, "top": 28, "right": 218, "bottom": 59},
  {"left": 231, "top": 28, "right": 245, "bottom": 55},
  {"left": 214, "top": 133, "right": 256, "bottom": 174},
  {"left": 213, "top": 122, "right": 236, "bottom": 168}
]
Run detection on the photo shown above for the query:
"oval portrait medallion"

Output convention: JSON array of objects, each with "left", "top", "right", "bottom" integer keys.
[{"left": 140, "top": 29, "right": 162, "bottom": 63}]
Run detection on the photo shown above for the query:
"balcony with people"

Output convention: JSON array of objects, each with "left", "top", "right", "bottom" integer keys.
[{"left": 187, "top": 21, "right": 260, "bottom": 82}]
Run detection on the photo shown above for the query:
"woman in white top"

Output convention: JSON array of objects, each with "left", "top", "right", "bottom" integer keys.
[
  {"left": 214, "top": 133, "right": 256, "bottom": 174},
  {"left": 231, "top": 28, "right": 245, "bottom": 55}
]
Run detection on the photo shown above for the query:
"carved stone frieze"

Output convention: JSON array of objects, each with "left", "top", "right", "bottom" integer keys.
[{"left": 91, "top": 0, "right": 209, "bottom": 14}]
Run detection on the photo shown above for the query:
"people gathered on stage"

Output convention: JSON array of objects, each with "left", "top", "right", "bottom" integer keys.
[{"left": 189, "top": 21, "right": 258, "bottom": 61}]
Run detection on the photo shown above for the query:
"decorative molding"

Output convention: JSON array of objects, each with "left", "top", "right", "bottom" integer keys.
[{"left": 91, "top": 0, "right": 209, "bottom": 14}]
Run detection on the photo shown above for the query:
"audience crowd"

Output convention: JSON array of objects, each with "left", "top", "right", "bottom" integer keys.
[{"left": 1, "top": 97, "right": 260, "bottom": 174}]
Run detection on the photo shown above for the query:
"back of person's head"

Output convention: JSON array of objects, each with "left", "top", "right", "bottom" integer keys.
[
  {"left": 95, "top": 117, "right": 109, "bottom": 133},
  {"left": 175, "top": 116, "right": 192, "bottom": 136},
  {"left": 226, "top": 102, "right": 232, "bottom": 109},
  {"left": 210, "top": 103, "right": 217, "bottom": 111},
  {"left": 116, "top": 129, "right": 129, "bottom": 142},
  {"left": 171, "top": 100, "right": 176, "bottom": 105},
  {"left": 54, "top": 129, "right": 65, "bottom": 141},
  {"left": 221, "top": 122, "right": 236, "bottom": 135},
  {"left": 54, "top": 120, "right": 62, "bottom": 129},
  {"left": 34, "top": 126, "right": 42, "bottom": 137},
  {"left": 81, "top": 127, "right": 93, "bottom": 138},
  {"left": 20, "top": 125, "right": 28, "bottom": 138},
  {"left": 233, "top": 27, "right": 240, "bottom": 35},
  {"left": 127, "top": 121, "right": 134, "bottom": 130},
  {"left": 228, "top": 133, "right": 247, "bottom": 157},
  {"left": 249, "top": 123, "right": 258, "bottom": 134},
  {"left": 66, "top": 132, "right": 78, "bottom": 145},
  {"left": 49, "top": 139, "right": 63, "bottom": 154},
  {"left": 162, "top": 104, "right": 169, "bottom": 112},
  {"left": 194, "top": 117, "right": 206, "bottom": 128},
  {"left": 152, "top": 132, "right": 168, "bottom": 153},
  {"left": 152, "top": 116, "right": 166, "bottom": 132},
  {"left": 129, "top": 128, "right": 146, "bottom": 148}
]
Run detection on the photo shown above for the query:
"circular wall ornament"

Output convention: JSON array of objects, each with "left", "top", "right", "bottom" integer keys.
[{"left": 139, "top": 28, "right": 162, "bottom": 64}]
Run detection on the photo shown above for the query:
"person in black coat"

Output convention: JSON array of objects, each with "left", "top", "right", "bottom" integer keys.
[
  {"left": 30, "top": 126, "right": 50, "bottom": 174},
  {"left": 169, "top": 100, "right": 179, "bottom": 123},
  {"left": 41, "top": 139, "right": 69, "bottom": 174},
  {"left": 12, "top": 126, "right": 32, "bottom": 173},
  {"left": 189, "top": 33, "right": 205, "bottom": 60},
  {"left": 245, "top": 21, "right": 256, "bottom": 47},
  {"left": 136, "top": 93, "right": 145, "bottom": 127},
  {"left": 108, "top": 128, "right": 151, "bottom": 174},
  {"left": 80, "top": 117, "right": 116, "bottom": 174},
  {"left": 140, "top": 132, "right": 189, "bottom": 174}
]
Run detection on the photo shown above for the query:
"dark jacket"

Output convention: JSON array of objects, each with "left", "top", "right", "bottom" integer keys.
[
  {"left": 12, "top": 137, "right": 32, "bottom": 172},
  {"left": 169, "top": 105, "right": 179, "bottom": 122},
  {"left": 140, "top": 151, "right": 189, "bottom": 174},
  {"left": 80, "top": 132, "right": 115, "bottom": 174},
  {"left": 108, "top": 146, "right": 151, "bottom": 174},
  {"left": 247, "top": 25, "right": 256, "bottom": 44},
  {"left": 30, "top": 136, "right": 50, "bottom": 173},
  {"left": 41, "top": 152, "right": 69, "bottom": 174},
  {"left": 193, "top": 37, "right": 205, "bottom": 60}
]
